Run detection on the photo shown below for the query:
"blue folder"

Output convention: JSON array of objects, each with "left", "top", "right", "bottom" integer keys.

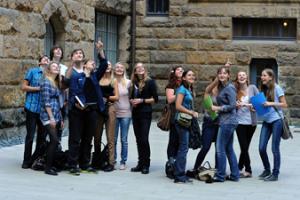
[{"left": 250, "top": 92, "right": 270, "bottom": 116}]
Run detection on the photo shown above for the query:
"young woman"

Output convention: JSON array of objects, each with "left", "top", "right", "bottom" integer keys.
[
  {"left": 21, "top": 55, "right": 49, "bottom": 169},
  {"left": 130, "top": 63, "right": 158, "bottom": 174},
  {"left": 165, "top": 66, "right": 183, "bottom": 162},
  {"left": 235, "top": 71, "right": 259, "bottom": 178},
  {"left": 65, "top": 41, "right": 108, "bottom": 175},
  {"left": 258, "top": 68, "right": 287, "bottom": 182},
  {"left": 113, "top": 62, "right": 131, "bottom": 170},
  {"left": 173, "top": 69, "right": 198, "bottom": 183},
  {"left": 96, "top": 61, "right": 119, "bottom": 172},
  {"left": 40, "top": 61, "right": 62, "bottom": 175},
  {"left": 210, "top": 66, "right": 239, "bottom": 182}
]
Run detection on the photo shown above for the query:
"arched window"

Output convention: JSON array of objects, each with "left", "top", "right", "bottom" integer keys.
[{"left": 44, "top": 21, "right": 55, "bottom": 56}]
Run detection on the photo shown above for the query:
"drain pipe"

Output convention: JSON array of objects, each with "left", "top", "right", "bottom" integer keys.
[{"left": 130, "top": 0, "right": 136, "bottom": 75}]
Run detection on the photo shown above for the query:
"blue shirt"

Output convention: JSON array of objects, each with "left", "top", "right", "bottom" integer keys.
[
  {"left": 261, "top": 84, "right": 284, "bottom": 123},
  {"left": 217, "top": 82, "right": 238, "bottom": 125},
  {"left": 40, "top": 78, "right": 62, "bottom": 125},
  {"left": 24, "top": 67, "right": 43, "bottom": 113},
  {"left": 176, "top": 85, "right": 193, "bottom": 110}
]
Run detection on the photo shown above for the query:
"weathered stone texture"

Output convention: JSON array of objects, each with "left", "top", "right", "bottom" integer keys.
[
  {"left": 150, "top": 51, "right": 185, "bottom": 64},
  {"left": 0, "top": 86, "right": 24, "bottom": 108},
  {"left": 0, "top": 108, "right": 25, "bottom": 128}
]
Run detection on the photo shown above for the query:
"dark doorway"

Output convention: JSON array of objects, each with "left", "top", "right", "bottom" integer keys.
[{"left": 249, "top": 58, "right": 278, "bottom": 88}]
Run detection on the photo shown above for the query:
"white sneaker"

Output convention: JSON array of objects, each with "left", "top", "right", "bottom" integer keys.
[{"left": 119, "top": 164, "right": 126, "bottom": 170}]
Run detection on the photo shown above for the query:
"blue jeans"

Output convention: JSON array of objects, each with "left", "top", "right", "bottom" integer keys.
[
  {"left": 114, "top": 117, "right": 131, "bottom": 164},
  {"left": 259, "top": 119, "right": 282, "bottom": 177},
  {"left": 174, "top": 123, "right": 190, "bottom": 181},
  {"left": 215, "top": 124, "right": 239, "bottom": 181}
]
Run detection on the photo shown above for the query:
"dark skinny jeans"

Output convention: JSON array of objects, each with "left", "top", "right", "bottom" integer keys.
[{"left": 193, "top": 116, "right": 218, "bottom": 170}]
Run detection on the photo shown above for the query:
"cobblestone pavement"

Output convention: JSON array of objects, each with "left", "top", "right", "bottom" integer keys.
[{"left": 0, "top": 123, "right": 300, "bottom": 200}]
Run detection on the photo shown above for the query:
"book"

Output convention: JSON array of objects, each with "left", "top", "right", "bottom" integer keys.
[{"left": 75, "top": 96, "right": 97, "bottom": 109}]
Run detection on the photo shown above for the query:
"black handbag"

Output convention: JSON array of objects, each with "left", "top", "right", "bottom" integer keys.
[
  {"left": 189, "top": 117, "right": 202, "bottom": 149},
  {"left": 91, "top": 143, "right": 109, "bottom": 170},
  {"left": 273, "top": 107, "right": 293, "bottom": 140}
]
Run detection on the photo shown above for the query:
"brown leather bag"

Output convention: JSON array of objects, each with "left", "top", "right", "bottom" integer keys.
[{"left": 157, "top": 104, "right": 172, "bottom": 131}]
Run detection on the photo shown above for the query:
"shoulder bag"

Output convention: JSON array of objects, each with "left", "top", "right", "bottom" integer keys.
[
  {"left": 157, "top": 104, "right": 172, "bottom": 131},
  {"left": 273, "top": 106, "right": 293, "bottom": 140}
]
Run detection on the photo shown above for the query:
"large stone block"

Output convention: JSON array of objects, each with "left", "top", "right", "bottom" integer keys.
[
  {"left": 135, "top": 50, "right": 150, "bottom": 63},
  {"left": 95, "top": 0, "right": 131, "bottom": 15},
  {"left": 170, "top": 0, "right": 188, "bottom": 6},
  {"left": 3, "top": 36, "right": 43, "bottom": 59},
  {"left": 63, "top": 0, "right": 83, "bottom": 20},
  {"left": 0, "top": 86, "right": 25, "bottom": 108},
  {"left": 0, "top": 126, "right": 26, "bottom": 147},
  {"left": 185, "top": 28, "right": 214, "bottom": 39},
  {"left": 285, "top": 95, "right": 300, "bottom": 107},
  {"left": 65, "top": 20, "right": 81, "bottom": 42},
  {"left": 206, "top": 52, "right": 235, "bottom": 65},
  {"left": 0, "top": 108, "right": 25, "bottom": 128},
  {"left": 215, "top": 28, "right": 231, "bottom": 39},
  {"left": 150, "top": 51, "right": 185, "bottom": 64},
  {"left": 198, "top": 39, "right": 225, "bottom": 51},
  {"left": 174, "top": 17, "right": 198, "bottom": 27},
  {"left": 154, "top": 79, "right": 168, "bottom": 96},
  {"left": 0, "top": 59, "right": 23, "bottom": 85},
  {"left": 136, "top": 38, "right": 158, "bottom": 50},
  {"left": 186, "top": 51, "right": 207, "bottom": 64},
  {"left": 277, "top": 52, "right": 300, "bottom": 66},
  {"left": 235, "top": 52, "right": 251, "bottom": 65},
  {"left": 198, "top": 17, "right": 220, "bottom": 28},
  {"left": 279, "top": 77, "right": 300, "bottom": 95},
  {"left": 250, "top": 44, "right": 278, "bottom": 58},
  {"left": 169, "top": 6, "right": 182, "bottom": 16},
  {"left": 136, "top": 27, "right": 153, "bottom": 38},
  {"left": 224, "top": 42, "right": 250, "bottom": 52},
  {"left": 80, "top": 22, "right": 95, "bottom": 42},
  {"left": 137, "top": 16, "right": 174, "bottom": 27},
  {"left": 31, "top": 0, "right": 49, "bottom": 12},
  {"left": 14, "top": 0, "right": 34, "bottom": 12},
  {"left": 0, "top": 34, "right": 3, "bottom": 57},
  {"left": 147, "top": 64, "right": 173, "bottom": 79},
  {"left": 0, "top": 7, "right": 19, "bottom": 34},
  {"left": 290, "top": 108, "right": 300, "bottom": 118},
  {"left": 153, "top": 28, "right": 185, "bottom": 39},
  {"left": 158, "top": 39, "right": 198, "bottom": 51},
  {"left": 279, "top": 66, "right": 300, "bottom": 76}
]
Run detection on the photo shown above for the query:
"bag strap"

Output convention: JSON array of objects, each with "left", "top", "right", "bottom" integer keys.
[
  {"left": 273, "top": 106, "right": 283, "bottom": 120},
  {"left": 202, "top": 161, "right": 212, "bottom": 169}
]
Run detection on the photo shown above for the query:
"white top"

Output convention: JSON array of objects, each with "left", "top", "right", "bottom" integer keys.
[{"left": 115, "top": 79, "right": 132, "bottom": 118}]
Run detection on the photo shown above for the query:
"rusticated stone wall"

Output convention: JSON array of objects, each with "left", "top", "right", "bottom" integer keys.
[
  {"left": 136, "top": 0, "right": 300, "bottom": 124},
  {"left": 0, "top": 0, "right": 131, "bottom": 147}
]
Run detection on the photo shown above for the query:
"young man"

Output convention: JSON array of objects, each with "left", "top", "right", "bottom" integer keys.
[{"left": 21, "top": 55, "right": 49, "bottom": 169}]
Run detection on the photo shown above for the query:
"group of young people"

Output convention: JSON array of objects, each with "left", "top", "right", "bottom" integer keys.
[
  {"left": 165, "top": 64, "right": 287, "bottom": 183},
  {"left": 21, "top": 40, "right": 158, "bottom": 176},
  {"left": 21, "top": 40, "right": 287, "bottom": 183}
]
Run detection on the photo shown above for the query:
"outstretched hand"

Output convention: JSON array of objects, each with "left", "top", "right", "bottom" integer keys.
[{"left": 95, "top": 40, "right": 104, "bottom": 50}]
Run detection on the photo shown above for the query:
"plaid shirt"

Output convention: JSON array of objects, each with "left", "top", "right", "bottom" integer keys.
[
  {"left": 24, "top": 67, "right": 43, "bottom": 113},
  {"left": 40, "top": 78, "right": 62, "bottom": 124}
]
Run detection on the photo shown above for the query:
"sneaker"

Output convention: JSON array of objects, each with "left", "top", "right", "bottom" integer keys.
[
  {"left": 240, "top": 172, "right": 252, "bottom": 178},
  {"left": 81, "top": 166, "right": 97, "bottom": 174},
  {"left": 131, "top": 165, "right": 142, "bottom": 172},
  {"left": 225, "top": 175, "right": 239, "bottom": 182},
  {"left": 103, "top": 164, "right": 114, "bottom": 172},
  {"left": 264, "top": 174, "right": 278, "bottom": 182},
  {"left": 258, "top": 170, "right": 271, "bottom": 180},
  {"left": 45, "top": 168, "right": 58, "bottom": 176},
  {"left": 119, "top": 164, "right": 126, "bottom": 170},
  {"left": 174, "top": 178, "right": 193, "bottom": 184},
  {"left": 69, "top": 167, "right": 81, "bottom": 176}
]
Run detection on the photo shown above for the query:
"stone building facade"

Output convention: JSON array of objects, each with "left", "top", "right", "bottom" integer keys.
[
  {"left": 1, "top": 0, "right": 300, "bottom": 146},
  {"left": 0, "top": 0, "right": 132, "bottom": 146},
  {"left": 135, "top": 0, "right": 300, "bottom": 123}
]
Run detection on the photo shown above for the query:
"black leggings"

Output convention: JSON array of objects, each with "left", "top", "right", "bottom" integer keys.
[
  {"left": 236, "top": 124, "right": 256, "bottom": 173},
  {"left": 44, "top": 123, "right": 60, "bottom": 170}
]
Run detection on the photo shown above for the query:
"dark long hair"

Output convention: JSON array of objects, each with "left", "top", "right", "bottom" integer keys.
[
  {"left": 181, "top": 69, "right": 194, "bottom": 97},
  {"left": 260, "top": 68, "right": 276, "bottom": 101},
  {"left": 50, "top": 45, "right": 64, "bottom": 61},
  {"left": 166, "top": 66, "right": 183, "bottom": 89},
  {"left": 217, "top": 66, "right": 231, "bottom": 90}
]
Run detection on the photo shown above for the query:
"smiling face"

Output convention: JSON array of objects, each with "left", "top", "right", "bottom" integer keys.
[
  {"left": 135, "top": 63, "right": 145, "bottom": 75},
  {"left": 261, "top": 70, "right": 273, "bottom": 85},
  {"left": 217, "top": 67, "right": 230, "bottom": 83},
  {"left": 114, "top": 63, "right": 125, "bottom": 76},
  {"left": 39, "top": 56, "right": 49, "bottom": 66},
  {"left": 175, "top": 67, "right": 184, "bottom": 79},
  {"left": 71, "top": 49, "right": 84, "bottom": 62},
  {"left": 237, "top": 71, "right": 248, "bottom": 85},
  {"left": 48, "top": 62, "right": 59, "bottom": 75},
  {"left": 183, "top": 70, "right": 195, "bottom": 85}
]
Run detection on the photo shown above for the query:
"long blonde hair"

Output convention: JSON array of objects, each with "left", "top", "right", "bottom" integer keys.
[
  {"left": 130, "top": 62, "right": 151, "bottom": 92},
  {"left": 114, "top": 62, "right": 129, "bottom": 87},
  {"left": 44, "top": 61, "right": 60, "bottom": 88}
]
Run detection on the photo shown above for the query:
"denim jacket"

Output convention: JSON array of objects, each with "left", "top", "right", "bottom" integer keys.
[
  {"left": 217, "top": 82, "right": 238, "bottom": 125},
  {"left": 64, "top": 55, "right": 108, "bottom": 112}
]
